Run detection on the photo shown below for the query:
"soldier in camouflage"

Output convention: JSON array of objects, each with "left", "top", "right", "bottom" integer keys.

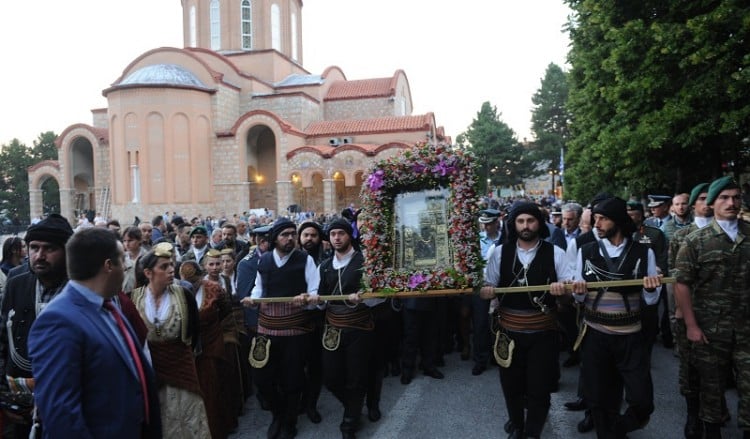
[
  {"left": 674, "top": 176, "right": 750, "bottom": 439},
  {"left": 668, "top": 182, "right": 713, "bottom": 439}
]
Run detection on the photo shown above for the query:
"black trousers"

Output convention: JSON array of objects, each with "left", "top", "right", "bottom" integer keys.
[
  {"left": 402, "top": 307, "right": 438, "bottom": 372},
  {"left": 581, "top": 328, "right": 654, "bottom": 439},
  {"left": 472, "top": 295, "right": 492, "bottom": 367},
  {"left": 498, "top": 329, "right": 559, "bottom": 437},
  {"left": 254, "top": 332, "right": 314, "bottom": 424},
  {"left": 323, "top": 328, "right": 375, "bottom": 423}
]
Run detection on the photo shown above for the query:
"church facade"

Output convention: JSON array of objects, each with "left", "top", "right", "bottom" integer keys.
[{"left": 28, "top": 0, "right": 446, "bottom": 223}]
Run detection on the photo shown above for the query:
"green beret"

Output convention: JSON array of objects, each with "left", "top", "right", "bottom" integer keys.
[
  {"left": 626, "top": 201, "right": 644, "bottom": 212},
  {"left": 706, "top": 176, "right": 739, "bottom": 205},
  {"left": 688, "top": 182, "right": 710, "bottom": 206}
]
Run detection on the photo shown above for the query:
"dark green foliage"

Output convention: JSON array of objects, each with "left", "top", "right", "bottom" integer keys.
[
  {"left": 456, "top": 102, "right": 532, "bottom": 190},
  {"left": 564, "top": 0, "right": 750, "bottom": 202},
  {"left": 0, "top": 132, "right": 59, "bottom": 222}
]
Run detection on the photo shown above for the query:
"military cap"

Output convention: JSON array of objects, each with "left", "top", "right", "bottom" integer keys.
[
  {"left": 688, "top": 182, "right": 710, "bottom": 206},
  {"left": 189, "top": 225, "right": 208, "bottom": 237},
  {"left": 478, "top": 209, "right": 501, "bottom": 224},
  {"left": 250, "top": 225, "right": 271, "bottom": 236},
  {"left": 706, "top": 176, "right": 740, "bottom": 205},
  {"left": 626, "top": 201, "right": 644, "bottom": 213},
  {"left": 647, "top": 195, "right": 671, "bottom": 208}
]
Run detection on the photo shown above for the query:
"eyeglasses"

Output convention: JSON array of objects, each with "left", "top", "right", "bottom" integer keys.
[{"left": 153, "top": 242, "right": 174, "bottom": 258}]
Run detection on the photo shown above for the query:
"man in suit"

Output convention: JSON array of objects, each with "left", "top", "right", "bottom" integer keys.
[{"left": 28, "top": 228, "right": 161, "bottom": 438}]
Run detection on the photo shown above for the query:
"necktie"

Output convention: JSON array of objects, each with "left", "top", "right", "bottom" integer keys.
[{"left": 103, "top": 299, "right": 150, "bottom": 424}]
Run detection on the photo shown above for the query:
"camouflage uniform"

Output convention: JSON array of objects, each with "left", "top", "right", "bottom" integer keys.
[
  {"left": 669, "top": 224, "right": 701, "bottom": 398},
  {"left": 674, "top": 219, "right": 750, "bottom": 428}
]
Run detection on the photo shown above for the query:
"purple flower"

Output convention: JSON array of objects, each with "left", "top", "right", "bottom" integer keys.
[
  {"left": 432, "top": 160, "right": 455, "bottom": 176},
  {"left": 367, "top": 169, "right": 385, "bottom": 191},
  {"left": 407, "top": 273, "right": 426, "bottom": 289},
  {"left": 412, "top": 163, "right": 427, "bottom": 173}
]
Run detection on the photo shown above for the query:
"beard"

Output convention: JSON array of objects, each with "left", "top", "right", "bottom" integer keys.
[
  {"left": 517, "top": 228, "right": 539, "bottom": 242},
  {"left": 302, "top": 240, "right": 318, "bottom": 252}
]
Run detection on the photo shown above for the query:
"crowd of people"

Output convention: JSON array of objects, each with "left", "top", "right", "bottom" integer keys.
[{"left": 0, "top": 177, "right": 747, "bottom": 438}]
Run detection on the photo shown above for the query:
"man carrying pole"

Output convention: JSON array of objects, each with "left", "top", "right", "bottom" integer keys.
[
  {"left": 480, "top": 202, "right": 572, "bottom": 439},
  {"left": 566, "top": 197, "right": 662, "bottom": 438}
]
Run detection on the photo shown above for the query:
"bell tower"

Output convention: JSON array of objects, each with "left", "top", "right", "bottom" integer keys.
[{"left": 181, "top": 0, "right": 303, "bottom": 64}]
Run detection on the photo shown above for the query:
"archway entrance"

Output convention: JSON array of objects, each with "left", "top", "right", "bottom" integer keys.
[
  {"left": 70, "top": 137, "right": 95, "bottom": 220},
  {"left": 245, "top": 125, "right": 277, "bottom": 211}
]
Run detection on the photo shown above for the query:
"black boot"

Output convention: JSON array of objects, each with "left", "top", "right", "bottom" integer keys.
[
  {"left": 340, "top": 416, "right": 360, "bottom": 439},
  {"left": 279, "top": 394, "right": 299, "bottom": 439},
  {"left": 267, "top": 413, "right": 282, "bottom": 439},
  {"left": 704, "top": 422, "right": 722, "bottom": 439},
  {"left": 684, "top": 396, "right": 703, "bottom": 439},
  {"left": 578, "top": 410, "right": 594, "bottom": 433}
]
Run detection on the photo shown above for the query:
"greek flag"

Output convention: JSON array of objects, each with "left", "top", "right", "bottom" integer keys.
[{"left": 559, "top": 147, "right": 564, "bottom": 183}]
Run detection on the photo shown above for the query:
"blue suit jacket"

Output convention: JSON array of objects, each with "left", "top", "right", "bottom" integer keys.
[{"left": 28, "top": 283, "right": 161, "bottom": 438}]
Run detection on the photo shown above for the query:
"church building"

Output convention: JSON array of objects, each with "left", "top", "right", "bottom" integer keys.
[{"left": 28, "top": 0, "right": 446, "bottom": 223}]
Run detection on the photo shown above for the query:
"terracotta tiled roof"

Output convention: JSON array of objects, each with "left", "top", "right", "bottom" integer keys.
[
  {"left": 306, "top": 114, "right": 433, "bottom": 136},
  {"left": 325, "top": 78, "right": 394, "bottom": 100}
]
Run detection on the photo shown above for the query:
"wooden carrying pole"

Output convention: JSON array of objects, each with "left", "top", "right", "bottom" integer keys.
[{"left": 248, "top": 277, "right": 675, "bottom": 303}]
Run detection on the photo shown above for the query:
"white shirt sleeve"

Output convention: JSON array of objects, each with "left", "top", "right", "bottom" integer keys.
[
  {"left": 305, "top": 256, "right": 320, "bottom": 295},
  {"left": 484, "top": 244, "right": 502, "bottom": 286},
  {"left": 250, "top": 267, "right": 263, "bottom": 299},
  {"left": 553, "top": 246, "right": 573, "bottom": 281},
  {"left": 642, "top": 248, "right": 661, "bottom": 305}
]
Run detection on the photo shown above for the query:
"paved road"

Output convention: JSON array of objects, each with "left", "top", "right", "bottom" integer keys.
[{"left": 231, "top": 343, "right": 742, "bottom": 438}]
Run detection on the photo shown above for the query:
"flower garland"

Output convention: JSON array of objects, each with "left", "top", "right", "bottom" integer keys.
[{"left": 359, "top": 142, "right": 483, "bottom": 292}]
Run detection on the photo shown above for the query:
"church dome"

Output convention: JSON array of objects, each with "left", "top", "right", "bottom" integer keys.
[{"left": 119, "top": 64, "right": 210, "bottom": 89}]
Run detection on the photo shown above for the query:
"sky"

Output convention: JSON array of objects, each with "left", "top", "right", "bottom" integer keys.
[{"left": 0, "top": 1, "right": 571, "bottom": 147}]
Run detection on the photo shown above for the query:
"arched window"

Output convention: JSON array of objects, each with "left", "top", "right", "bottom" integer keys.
[
  {"left": 271, "top": 4, "right": 280, "bottom": 51},
  {"left": 291, "top": 12, "right": 298, "bottom": 61},
  {"left": 189, "top": 6, "right": 197, "bottom": 47},
  {"left": 210, "top": 0, "right": 221, "bottom": 50},
  {"left": 241, "top": 0, "right": 252, "bottom": 50}
]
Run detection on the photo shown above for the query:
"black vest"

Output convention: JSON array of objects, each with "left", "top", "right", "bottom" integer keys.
[
  {"left": 257, "top": 249, "right": 309, "bottom": 298},
  {"left": 580, "top": 239, "right": 648, "bottom": 307},
  {"left": 498, "top": 241, "right": 557, "bottom": 310},
  {"left": 320, "top": 251, "right": 366, "bottom": 313}
]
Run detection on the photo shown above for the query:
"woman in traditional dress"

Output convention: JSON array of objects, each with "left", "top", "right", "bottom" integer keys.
[
  {"left": 132, "top": 243, "right": 210, "bottom": 438},
  {"left": 183, "top": 254, "right": 236, "bottom": 438}
]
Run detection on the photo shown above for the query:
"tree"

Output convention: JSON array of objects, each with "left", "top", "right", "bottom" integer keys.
[
  {"left": 32, "top": 131, "right": 60, "bottom": 214},
  {"left": 456, "top": 102, "right": 529, "bottom": 190},
  {"left": 0, "top": 139, "right": 35, "bottom": 222},
  {"left": 564, "top": 0, "right": 750, "bottom": 203},
  {"left": 32, "top": 131, "right": 58, "bottom": 162},
  {"left": 0, "top": 132, "right": 60, "bottom": 222},
  {"left": 529, "top": 63, "right": 570, "bottom": 173}
]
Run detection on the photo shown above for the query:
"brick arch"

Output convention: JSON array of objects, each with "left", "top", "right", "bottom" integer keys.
[
  {"left": 28, "top": 161, "right": 62, "bottom": 190},
  {"left": 57, "top": 127, "right": 105, "bottom": 189}
]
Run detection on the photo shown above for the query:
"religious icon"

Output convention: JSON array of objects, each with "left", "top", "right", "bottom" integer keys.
[{"left": 393, "top": 188, "right": 453, "bottom": 270}]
